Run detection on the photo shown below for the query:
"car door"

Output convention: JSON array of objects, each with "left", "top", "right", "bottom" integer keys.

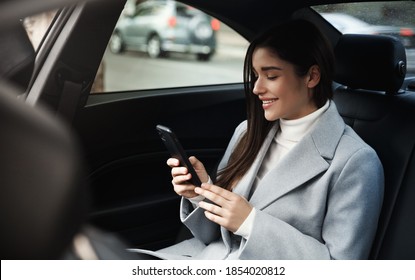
[{"left": 25, "top": 0, "right": 248, "bottom": 250}]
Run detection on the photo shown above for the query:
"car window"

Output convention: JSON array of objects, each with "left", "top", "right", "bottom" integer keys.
[
  {"left": 313, "top": 1, "right": 415, "bottom": 76},
  {"left": 91, "top": 0, "right": 248, "bottom": 93},
  {"left": 136, "top": 7, "right": 153, "bottom": 17},
  {"left": 176, "top": 4, "right": 194, "bottom": 18},
  {"left": 23, "top": 10, "right": 57, "bottom": 50},
  {"left": 144, "top": 5, "right": 165, "bottom": 16}
]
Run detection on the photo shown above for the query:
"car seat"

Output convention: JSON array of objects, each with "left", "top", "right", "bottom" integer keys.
[
  {"left": 0, "top": 21, "right": 143, "bottom": 260},
  {"left": 0, "top": 21, "right": 88, "bottom": 259},
  {"left": 333, "top": 34, "right": 415, "bottom": 259}
]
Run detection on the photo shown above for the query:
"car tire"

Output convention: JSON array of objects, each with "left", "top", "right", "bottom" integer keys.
[
  {"left": 109, "top": 32, "right": 125, "bottom": 54},
  {"left": 197, "top": 53, "right": 212, "bottom": 61},
  {"left": 147, "top": 35, "right": 164, "bottom": 58},
  {"left": 189, "top": 16, "right": 213, "bottom": 41}
]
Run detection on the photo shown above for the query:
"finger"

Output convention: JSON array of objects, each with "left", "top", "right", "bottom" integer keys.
[
  {"left": 173, "top": 183, "right": 194, "bottom": 193},
  {"left": 189, "top": 156, "right": 203, "bottom": 169},
  {"left": 171, "top": 166, "right": 189, "bottom": 177},
  {"left": 183, "top": 191, "right": 198, "bottom": 198},
  {"left": 189, "top": 156, "right": 209, "bottom": 183},
  {"left": 194, "top": 186, "right": 228, "bottom": 206},
  {"left": 173, "top": 183, "right": 196, "bottom": 197},
  {"left": 198, "top": 201, "right": 225, "bottom": 217},
  {"left": 188, "top": 156, "right": 199, "bottom": 164},
  {"left": 200, "top": 183, "right": 234, "bottom": 200},
  {"left": 172, "top": 173, "right": 192, "bottom": 185},
  {"left": 167, "top": 158, "right": 180, "bottom": 167},
  {"left": 203, "top": 210, "right": 227, "bottom": 227}
]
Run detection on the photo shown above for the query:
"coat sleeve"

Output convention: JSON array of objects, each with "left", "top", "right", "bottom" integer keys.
[
  {"left": 179, "top": 121, "right": 248, "bottom": 244},
  {"left": 238, "top": 147, "right": 384, "bottom": 259}
]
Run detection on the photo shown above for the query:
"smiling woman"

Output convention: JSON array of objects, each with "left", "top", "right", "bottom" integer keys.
[
  {"left": 1, "top": 0, "right": 414, "bottom": 263},
  {"left": 251, "top": 48, "right": 320, "bottom": 121},
  {"left": 128, "top": 19, "right": 384, "bottom": 260}
]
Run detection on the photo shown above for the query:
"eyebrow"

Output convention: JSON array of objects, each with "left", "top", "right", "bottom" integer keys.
[{"left": 261, "top": 66, "right": 283, "bottom": 71}]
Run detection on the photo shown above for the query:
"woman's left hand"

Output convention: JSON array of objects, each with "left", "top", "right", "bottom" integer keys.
[{"left": 195, "top": 183, "right": 253, "bottom": 233}]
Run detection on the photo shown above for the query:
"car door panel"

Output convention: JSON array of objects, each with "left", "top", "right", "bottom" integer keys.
[{"left": 73, "top": 84, "right": 246, "bottom": 249}]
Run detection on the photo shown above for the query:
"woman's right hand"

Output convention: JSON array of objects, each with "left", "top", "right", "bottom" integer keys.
[{"left": 167, "top": 156, "right": 209, "bottom": 199}]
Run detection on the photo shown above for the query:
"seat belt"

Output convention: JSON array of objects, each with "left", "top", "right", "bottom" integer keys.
[{"left": 56, "top": 78, "right": 84, "bottom": 125}]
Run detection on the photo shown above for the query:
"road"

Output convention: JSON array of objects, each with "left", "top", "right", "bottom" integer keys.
[{"left": 102, "top": 31, "right": 249, "bottom": 92}]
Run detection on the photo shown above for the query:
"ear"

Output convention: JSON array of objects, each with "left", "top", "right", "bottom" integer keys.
[{"left": 307, "top": 65, "right": 321, "bottom": 89}]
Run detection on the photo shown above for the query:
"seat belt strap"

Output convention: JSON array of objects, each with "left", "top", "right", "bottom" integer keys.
[{"left": 57, "top": 79, "right": 83, "bottom": 124}]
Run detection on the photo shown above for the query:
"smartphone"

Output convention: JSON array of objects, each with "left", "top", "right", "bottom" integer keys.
[{"left": 156, "top": 125, "right": 202, "bottom": 187}]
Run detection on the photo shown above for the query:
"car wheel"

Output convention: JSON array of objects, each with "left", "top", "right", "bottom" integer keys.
[
  {"left": 197, "top": 53, "right": 212, "bottom": 61},
  {"left": 189, "top": 16, "right": 213, "bottom": 41},
  {"left": 109, "top": 32, "right": 124, "bottom": 54},
  {"left": 147, "top": 35, "right": 164, "bottom": 58}
]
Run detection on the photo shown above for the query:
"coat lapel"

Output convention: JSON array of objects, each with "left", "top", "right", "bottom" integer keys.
[
  {"left": 249, "top": 135, "right": 329, "bottom": 209},
  {"left": 249, "top": 101, "right": 346, "bottom": 210}
]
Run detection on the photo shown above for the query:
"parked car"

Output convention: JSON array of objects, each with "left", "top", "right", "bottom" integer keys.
[
  {"left": 321, "top": 12, "right": 415, "bottom": 72},
  {"left": 109, "top": 0, "right": 218, "bottom": 61},
  {"left": 1, "top": 0, "right": 415, "bottom": 262}
]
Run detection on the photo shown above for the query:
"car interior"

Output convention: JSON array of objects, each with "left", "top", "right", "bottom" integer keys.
[{"left": 0, "top": 0, "right": 414, "bottom": 260}]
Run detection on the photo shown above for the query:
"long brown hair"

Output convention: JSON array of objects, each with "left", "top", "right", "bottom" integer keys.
[{"left": 215, "top": 19, "right": 334, "bottom": 190}]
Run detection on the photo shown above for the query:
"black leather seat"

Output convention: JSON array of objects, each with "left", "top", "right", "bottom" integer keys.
[{"left": 333, "top": 34, "right": 415, "bottom": 259}]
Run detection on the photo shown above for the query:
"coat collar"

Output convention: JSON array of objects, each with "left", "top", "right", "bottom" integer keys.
[{"left": 244, "top": 101, "right": 345, "bottom": 209}]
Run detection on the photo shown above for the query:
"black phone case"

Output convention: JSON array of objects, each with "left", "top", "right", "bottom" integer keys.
[{"left": 156, "top": 125, "right": 202, "bottom": 187}]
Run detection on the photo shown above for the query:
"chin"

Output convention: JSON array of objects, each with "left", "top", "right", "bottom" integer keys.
[{"left": 264, "top": 114, "right": 279, "bottom": 121}]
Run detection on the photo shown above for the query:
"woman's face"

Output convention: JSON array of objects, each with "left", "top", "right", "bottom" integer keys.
[{"left": 252, "top": 47, "right": 318, "bottom": 121}]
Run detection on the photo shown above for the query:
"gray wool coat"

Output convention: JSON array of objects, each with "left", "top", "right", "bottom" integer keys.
[{"left": 134, "top": 101, "right": 384, "bottom": 260}]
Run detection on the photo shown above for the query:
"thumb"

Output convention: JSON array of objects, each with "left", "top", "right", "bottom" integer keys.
[
  {"left": 189, "top": 156, "right": 209, "bottom": 182},
  {"left": 189, "top": 156, "right": 203, "bottom": 168}
]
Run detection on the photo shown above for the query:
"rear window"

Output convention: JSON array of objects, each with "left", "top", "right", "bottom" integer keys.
[
  {"left": 176, "top": 4, "right": 197, "bottom": 17},
  {"left": 313, "top": 1, "right": 415, "bottom": 76}
]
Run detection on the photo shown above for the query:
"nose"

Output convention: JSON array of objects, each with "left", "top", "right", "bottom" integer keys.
[{"left": 252, "top": 78, "right": 265, "bottom": 95}]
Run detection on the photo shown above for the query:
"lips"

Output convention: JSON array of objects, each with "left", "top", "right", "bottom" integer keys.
[
  {"left": 262, "top": 99, "right": 276, "bottom": 104},
  {"left": 261, "top": 98, "right": 277, "bottom": 108}
]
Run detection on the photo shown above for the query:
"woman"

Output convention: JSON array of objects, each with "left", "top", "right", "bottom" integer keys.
[{"left": 136, "top": 19, "right": 384, "bottom": 259}]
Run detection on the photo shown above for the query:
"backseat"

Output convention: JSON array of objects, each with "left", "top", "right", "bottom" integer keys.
[{"left": 333, "top": 34, "right": 415, "bottom": 259}]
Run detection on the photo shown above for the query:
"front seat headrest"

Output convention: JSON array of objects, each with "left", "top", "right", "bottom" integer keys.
[{"left": 334, "top": 34, "right": 406, "bottom": 93}]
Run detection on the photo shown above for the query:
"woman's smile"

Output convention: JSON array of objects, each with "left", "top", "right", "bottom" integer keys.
[
  {"left": 261, "top": 98, "right": 278, "bottom": 109},
  {"left": 252, "top": 47, "right": 317, "bottom": 121}
]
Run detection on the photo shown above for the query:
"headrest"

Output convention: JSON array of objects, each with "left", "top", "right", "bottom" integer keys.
[
  {"left": 334, "top": 34, "right": 406, "bottom": 93},
  {"left": 0, "top": 22, "right": 35, "bottom": 90}
]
